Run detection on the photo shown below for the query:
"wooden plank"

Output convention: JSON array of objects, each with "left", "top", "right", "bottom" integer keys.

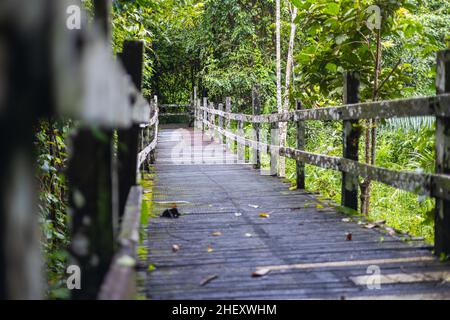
[
  {"left": 341, "top": 72, "right": 360, "bottom": 211},
  {"left": 350, "top": 271, "right": 450, "bottom": 286},
  {"left": 435, "top": 50, "right": 450, "bottom": 257},
  {"left": 257, "top": 257, "right": 435, "bottom": 272}
]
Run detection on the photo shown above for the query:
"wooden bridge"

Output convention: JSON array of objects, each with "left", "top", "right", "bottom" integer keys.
[
  {"left": 144, "top": 126, "right": 450, "bottom": 300},
  {"left": 1, "top": 0, "right": 450, "bottom": 300}
]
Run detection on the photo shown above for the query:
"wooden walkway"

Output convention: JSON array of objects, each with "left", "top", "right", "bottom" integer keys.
[{"left": 143, "top": 127, "right": 450, "bottom": 300}]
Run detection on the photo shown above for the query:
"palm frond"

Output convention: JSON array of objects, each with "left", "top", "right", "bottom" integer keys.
[{"left": 380, "top": 116, "right": 435, "bottom": 132}]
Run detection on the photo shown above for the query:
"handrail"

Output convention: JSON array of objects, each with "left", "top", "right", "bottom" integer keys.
[
  {"left": 98, "top": 186, "right": 143, "bottom": 300},
  {"left": 199, "top": 93, "right": 450, "bottom": 123},
  {"left": 195, "top": 51, "right": 450, "bottom": 258},
  {"left": 202, "top": 118, "right": 450, "bottom": 201}
]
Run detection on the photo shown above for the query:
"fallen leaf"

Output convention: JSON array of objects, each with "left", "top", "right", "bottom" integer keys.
[
  {"left": 259, "top": 213, "right": 270, "bottom": 218},
  {"left": 207, "top": 245, "right": 213, "bottom": 253},
  {"left": 172, "top": 244, "right": 180, "bottom": 252},
  {"left": 346, "top": 233, "right": 352, "bottom": 241},
  {"left": 212, "top": 231, "right": 222, "bottom": 236},
  {"left": 342, "top": 218, "right": 351, "bottom": 223},
  {"left": 234, "top": 212, "right": 242, "bottom": 217},
  {"left": 245, "top": 233, "right": 252, "bottom": 237},
  {"left": 252, "top": 268, "right": 271, "bottom": 277},
  {"left": 364, "top": 223, "right": 377, "bottom": 229},
  {"left": 248, "top": 204, "right": 259, "bottom": 209},
  {"left": 200, "top": 274, "right": 218, "bottom": 286}
]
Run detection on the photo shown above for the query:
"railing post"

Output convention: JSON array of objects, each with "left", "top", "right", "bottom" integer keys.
[
  {"left": 252, "top": 86, "right": 261, "bottom": 169},
  {"left": 209, "top": 102, "right": 215, "bottom": 141},
  {"left": 270, "top": 113, "right": 279, "bottom": 176},
  {"left": 193, "top": 86, "right": 198, "bottom": 128},
  {"left": 218, "top": 103, "right": 224, "bottom": 144},
  {"left": 341, "top": 72, "right": 360, "bottom": 211},
  {"left": 203, "top": 97, "right": 208, "bottom": 132},
  {"left": 0, "top": 8, "right": 49, "bottom": 297},
  {"left": 296, "top": 100, "right": 306, "bottom": 189},
  {"left": 68, "top": 128, "right": 115, "bottom": 300},
  {"left": 225, "top": 97, "right": 231, "bottom": 150},
  {"left": 435, "top": 50, "right": 450, "bottom": 257},
  {"left": 238, "top": 119, "right": 245, "bottom": 163},
  {"left": 118, "top": 40, "right": 144, "bottom": 217},
  {"left": 150, "top": 95, "right": 158, "bottom": 164}
]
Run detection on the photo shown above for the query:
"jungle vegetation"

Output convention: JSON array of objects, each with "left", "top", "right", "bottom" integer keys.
[{"left": 37, "top": 0, "right": 450, "bottom": 297}]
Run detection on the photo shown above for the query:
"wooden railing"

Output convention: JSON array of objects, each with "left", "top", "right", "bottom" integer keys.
[
  {"left": 159, "top": 104, "right": 195, "bottom": 126},
  {"left": 0, "top": 1, "right": 158, "bottom": 299},
  {"left": 196, "top": 50, "right": 450, "bottom": 257}
]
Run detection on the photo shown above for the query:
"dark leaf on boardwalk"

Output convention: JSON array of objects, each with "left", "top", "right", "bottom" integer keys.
[
  {"left": 346, "top": 232, "right": 352, "bottom": 241},
  {"left": 172, "top": 244, "right": 180, "bottom": 252}
]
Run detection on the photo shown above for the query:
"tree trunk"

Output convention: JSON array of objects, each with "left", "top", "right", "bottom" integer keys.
[
  {"left": 276, "top": 0, "right": 283, "bottom": 176},
  {"left": 279, "top": 5, "right": 298, "bottom": 178},
  {"left": 361, "top": 27, "right": 382, "bottom": 215}
]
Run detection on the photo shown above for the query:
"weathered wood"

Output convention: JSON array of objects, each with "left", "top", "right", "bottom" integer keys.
[
  {"left": 200, "top": 94, "right": 450, "bottom": 123},
  {"left": 145, "top": 127, "right": 450, "bottom": 300},
  {"left": 296, "top": 100, "right": 305, "bottom": 189},
  {"left": 225, "top": 97, "right": 232, "bottom": 150},
  {"left": 252, "top": 86, "right": 261, "bottom": 169},
  {"left": 435, "top": 50, "right": 450, "bottom": 257},
  {"left": 209, "top": 102, "right": 215, "bottom": 141},
  {"left": 270, "top": 117, "right": 279, "bottom": 176},
  {"left": 218, "top": 103, "right": 224, "bottom": 144},
  {"left": 99, "top": 186, "right": 142, "bottom": 300},
  {"left": 118, "top": 40, "right": 144, "bottom": 217},
  {"left": 0, "top": 4, "right": 49, "bottom": 297},
  {"left": 150, "top": 96, "right": 158, "bottom": 164},
  {"left": 159, "top": 104, "right": 192, "bottom": 108},
  {"left": 202, "top": 97, "right": 208, "bottom": 132},
  {"left": 237, "top": 120, "right": 245, "bottom": 163},
  {"left": 204, "top": 118, "right": 450, "bottom": 201},
  {"left": 93, "top": 0, "right": 111, "bottom": 38},
  {"left": 342, "top": 72, "right": 360, "bottom": 211},
  {"left": 68, "top": 128, "right": 115, "bottom": 300}
]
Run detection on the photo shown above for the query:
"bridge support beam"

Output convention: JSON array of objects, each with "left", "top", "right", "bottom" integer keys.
[
  {"left": 341, "top": 72, "right": 360, "bottom": 211},
  {"left": 435, "top": 50, "right": 450, "bottom": 257}
]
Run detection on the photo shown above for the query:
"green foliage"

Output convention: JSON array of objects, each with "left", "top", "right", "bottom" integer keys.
[{"left": 36, "top": 119, "right": 72, "bottom": 299}]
